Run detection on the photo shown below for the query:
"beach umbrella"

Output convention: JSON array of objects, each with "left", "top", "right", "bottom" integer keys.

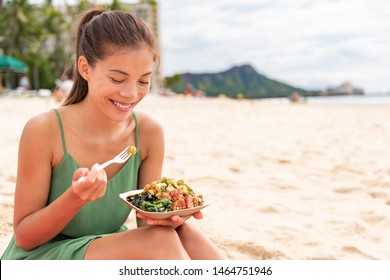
[
  {"left": 0, "top": 55, "right": 28, "bottom": 73},
  {"left": 0, "top": 56, "right": 28, "bottom": 91}
]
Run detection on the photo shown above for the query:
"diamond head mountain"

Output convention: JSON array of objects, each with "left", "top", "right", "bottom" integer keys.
[{"left": 165, "top": 64, "right": 319, "bottom": 99}]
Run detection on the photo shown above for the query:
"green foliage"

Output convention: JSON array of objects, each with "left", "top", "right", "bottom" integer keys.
[
  {"left": 0, "top": 0, "right": 160, "bottom": 91},
  {"left": 0, "top": 0, "right": 111, "bottom": 90},
  {"left": 165, "top": 74, "right": 182, "bottom": 88},
  {"left": 0, "top": 0, "right": 37, "bottom": 57},
  {"left": 109, "top": 0, "right": 128, "bottom": 10},
  {"left": 140, "top": 0, "right": 157, "bottom": 7}
]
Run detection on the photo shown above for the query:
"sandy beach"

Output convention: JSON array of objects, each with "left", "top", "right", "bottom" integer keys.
[{"left": 0, "top": 94, "right": 389, "bottom": 260}]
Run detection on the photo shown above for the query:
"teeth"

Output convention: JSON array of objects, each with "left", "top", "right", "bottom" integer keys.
[{"left": 113, "top": 100, "right": 131, "bottom": 109}]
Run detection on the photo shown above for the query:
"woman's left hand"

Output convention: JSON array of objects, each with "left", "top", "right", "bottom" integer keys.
[{"left": 136, "top": 211, "right": 203, "bottom": 228}]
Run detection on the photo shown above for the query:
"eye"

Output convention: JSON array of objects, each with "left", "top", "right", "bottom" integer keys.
[
  {"left": 139, "top": 80, "right": 150, "bottom": 86},
  {"left": 110, "top": 77, "right": 124, "bottom": 84}
]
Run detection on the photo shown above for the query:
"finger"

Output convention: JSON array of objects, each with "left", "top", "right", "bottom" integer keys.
[
  {"left": 136, "top": 212, "right": 150, "bottom": 221},
  {"left": 89, "top": 163, "right": 101, "bottom": 177},
  {"left": 96, "top": 170, "right": 107, "bottom": 196},
  {"left": 171, "top": 214, "right": 191, "bottom": 223},
  {"left": 91, "top": 163, "right": 101, "bottom": 171},
  {"left": 136, "top": 212, "right": 159, "bottom": 226},
  {"left": 73, "top": 168, "right": 89, "bottom": 181},
  {"left": 171, "top": 214, "right": 181, "bottom": 222},
  {"left": 136, "top": 214, "right": 172, "bottom": 226},
  {"left": 147, "top": 219, "right": 173, "bottom": 226},
  {"left": 90, "top": 170, "right": 107, "bottom": 200},
  {"left": 192, "top": 211, "right": 203, "bottom": 219},
  {"left": 89, "top": 178, "right": 104, "bottom": 200},
  {"left": 71, "top": 169, "right": 94, "bottom": 200},
  {"left": 72, "top": 181, "right": 95, "bottom": 201},
  {"left": 79, "top": 163, "right": 101, "bottom": 185},
  {"left": 136, "top": 214, "right": 160, "bottom": 226},
  {"left": 73, "top": 167, "right": 103, "bottom": 200},
  {"left": 167, "top": 215, "right": 191, "bottom": 228}
]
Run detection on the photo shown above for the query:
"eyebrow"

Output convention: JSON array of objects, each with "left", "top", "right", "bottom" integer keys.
[{"left": 109, "top": 69, "right": 152, "bottom": 77}]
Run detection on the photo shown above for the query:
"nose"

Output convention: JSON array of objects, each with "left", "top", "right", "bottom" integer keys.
[{"left": 120, "top": 82, "right": 137, "bottom": 99}]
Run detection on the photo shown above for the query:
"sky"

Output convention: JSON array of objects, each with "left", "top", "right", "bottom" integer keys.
[{"left": 30, "top": 0, "right": 390, "bottom": 93}]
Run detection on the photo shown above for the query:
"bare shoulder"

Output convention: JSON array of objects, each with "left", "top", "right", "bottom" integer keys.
[
  {"left": 133, "top": 111, "right": 164, "bottom": 160},
  {"left": 22, "top": 110, "right": 57, "bottom": 138},
  {"left": 20, "top": 110, "right": 60, "bottom": 160},
  {"left": 134, "top": 111, "right": 164, "bottom": 136}
]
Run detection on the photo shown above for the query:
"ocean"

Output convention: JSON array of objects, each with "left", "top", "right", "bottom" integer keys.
[{"left": 262, "top": 94, "right": 390, "bottom": 106}]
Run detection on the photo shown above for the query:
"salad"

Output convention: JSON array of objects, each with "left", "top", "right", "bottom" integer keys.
[{"left": 126, "top": 177, "right": 204, "bottom": 213}]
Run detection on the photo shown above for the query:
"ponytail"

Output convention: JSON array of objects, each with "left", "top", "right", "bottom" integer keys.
[{"left": 63, "top": 9, "right": 105, "bottom": 106}]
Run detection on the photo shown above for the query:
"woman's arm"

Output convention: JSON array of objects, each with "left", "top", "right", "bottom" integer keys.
[
  {"left": 135, "top": 112, "right": 164, "bottom": 227},
  {"left": 13, "top": 113, "right": 105, "bottom": 251},
  {"left": 136, "top": 113, "right": 165, "bottom": 189},
  {"left": 134, "top": 112, "right": 202, "bottom": 228}
]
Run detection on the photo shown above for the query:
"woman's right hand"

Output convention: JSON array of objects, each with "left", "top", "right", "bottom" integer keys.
[{"left": 71, "top": 164, "right": 107, "bottom": 201}]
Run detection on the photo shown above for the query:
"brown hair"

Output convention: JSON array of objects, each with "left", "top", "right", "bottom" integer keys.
[{"left": 63, "top": 9, "right": 158, "bottom": 106}]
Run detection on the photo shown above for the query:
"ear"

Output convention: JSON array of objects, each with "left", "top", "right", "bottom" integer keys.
[{"left": 78, "top": 56, "right": 90, "bottom": 81}]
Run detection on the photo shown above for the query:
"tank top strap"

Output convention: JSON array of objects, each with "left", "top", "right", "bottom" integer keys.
[
  {"left": 131, "top": 110, "right": 139, "bottom": 148},
  {"left": 53, "top": 109, "right": 137, "bottom": 153},
  {"left": 53, "top": 109, "right": 68, "bottom": 154}
]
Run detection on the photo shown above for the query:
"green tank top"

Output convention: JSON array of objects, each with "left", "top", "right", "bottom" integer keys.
[{"left": 1, "top": 109, "right": 141, "bottom": 259}]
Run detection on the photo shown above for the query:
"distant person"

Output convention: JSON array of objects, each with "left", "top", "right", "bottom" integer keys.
[
  {"left": 289, "top": 92, "right": 301, "bottom": 103},
  {"left": 183, "top": 83, "right": 195, "bottom": 96},
  {"left": 19, "top": 75, "right": 30, "bottom": 92},
  {"left": 195, "top": 88, "right": 206, "bottom": 97},
  {"left": 53, "top": 68, "right": 74, "bottom": 102}
]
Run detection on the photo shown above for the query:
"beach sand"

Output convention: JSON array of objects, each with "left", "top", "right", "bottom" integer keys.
[{"left": 0, "top": 94, "right": 389, "bottom": 259}]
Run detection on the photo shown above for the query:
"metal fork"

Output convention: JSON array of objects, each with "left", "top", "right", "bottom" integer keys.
[{"left": 77, "top": 145, "right": 135, "bottom": 182}]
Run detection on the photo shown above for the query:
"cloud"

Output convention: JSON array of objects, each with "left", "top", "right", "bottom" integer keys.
[
  {"left": 30, "top": 0, "right": 390, "bottom": 92},
  {"left": 160, "top": 0, "right": 390, "bottom": 93}
]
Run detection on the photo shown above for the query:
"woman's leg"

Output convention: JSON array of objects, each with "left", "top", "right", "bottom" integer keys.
[
  {"left": 85, "top": 225, "right": 190, "bottom": 260},
  {"left": 175, "top": 222, "right": 227, "bottom": 260}
]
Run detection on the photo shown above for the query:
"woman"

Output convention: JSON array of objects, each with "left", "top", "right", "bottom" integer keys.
[{"left": 1, "top": 9, "right": 226, "bottom": 260}]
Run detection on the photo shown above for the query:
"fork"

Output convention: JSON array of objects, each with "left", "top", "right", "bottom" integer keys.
[{"left": 77, "top": 145, "right": 134, "bottom": 182}]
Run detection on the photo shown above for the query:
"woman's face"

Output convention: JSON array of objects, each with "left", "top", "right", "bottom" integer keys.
[{"left": 80, "top": 47, "right": 154, "bottom": 122}]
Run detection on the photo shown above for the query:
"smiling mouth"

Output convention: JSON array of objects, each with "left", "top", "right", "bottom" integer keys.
[{"left": 111, "top": 100, "right": 133, "bottom": 109}]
